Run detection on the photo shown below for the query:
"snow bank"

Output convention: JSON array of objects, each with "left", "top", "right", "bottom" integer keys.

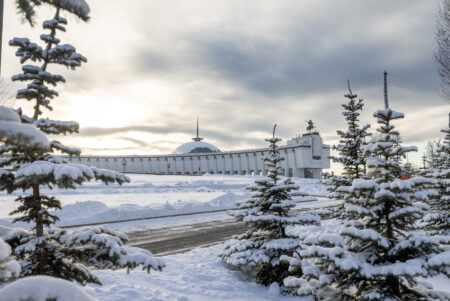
[
  {"left": 0, "top": 237, "right": 20, "bottom": 280},
  {"left": 0, "top": 276, "right": 97, "bottom": 301},
  {"left": 0, "top": 174, "right": 326, "bottom": 228}
]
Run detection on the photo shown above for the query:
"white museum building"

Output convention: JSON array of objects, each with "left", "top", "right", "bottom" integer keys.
[{"left": 69, "top": 124, "right": 330, "bottom": 179}]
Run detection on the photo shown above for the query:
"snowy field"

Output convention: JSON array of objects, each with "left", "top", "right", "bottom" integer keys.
[{"left": 0, "top": 174, "right": 329, "bottom": 230}]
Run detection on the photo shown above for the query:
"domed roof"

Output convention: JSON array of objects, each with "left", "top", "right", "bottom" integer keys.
[
  {"left": 175, "top": 117, "right": 221, "bottom": 154},
  {"left": 173, "top": 140, "right": 220, "bottom": 154}
]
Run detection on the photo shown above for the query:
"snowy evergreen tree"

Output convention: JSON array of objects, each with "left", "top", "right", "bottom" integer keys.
[
  {"left": 0, "top": 0, "right": 164, "bottom": 285},
  {"left": 325, "top": 81, "right": 371, "bottom": 199},
  {"left": 0, "top": 106, "right": 40, "bottom": 284},
  {"left": 220, "top": 125, "right": 320, "bottom": 287},
  {"left": 422, "top": 117, "right": 450, "bottom": 235},
  {"left": 284, "top": 108, "right": 450, "bottom": 300},
  {"left": 0, "top": 106, "right": 101, "bottom": 300}
]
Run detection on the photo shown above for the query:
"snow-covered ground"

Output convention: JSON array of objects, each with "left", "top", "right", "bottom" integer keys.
[
  {"left": 0, "top": 174, "right": 448, "bottom": 300},
  {"left": 0, "top": 174, "right": 328, "bottom": 230},
  {"left": 91, "top": 244, "right": 303, "bottom": 301},
  {"left": 89, "top": 243, "right": 449, "bottom": 301}
]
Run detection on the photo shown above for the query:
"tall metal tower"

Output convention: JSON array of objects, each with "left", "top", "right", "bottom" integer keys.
[
  {"left": 192, "top": 117, "right": 203, "bottom": 141},
  {"left": 383, "top": 71, "right": 389, "bottom": 109}
]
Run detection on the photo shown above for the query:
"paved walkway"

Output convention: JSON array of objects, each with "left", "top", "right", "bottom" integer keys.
[{"left": 127, "top": 205, "right": 337, "bottom": 256}]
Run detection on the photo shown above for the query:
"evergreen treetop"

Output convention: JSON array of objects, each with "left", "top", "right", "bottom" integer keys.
[{"left": 330, "top": 81, "right": 371, "bottom": 180}]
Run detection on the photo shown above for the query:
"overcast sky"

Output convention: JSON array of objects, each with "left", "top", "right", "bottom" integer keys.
[{"left": 3, "top": 0, "right": 449, "bottom": 172}]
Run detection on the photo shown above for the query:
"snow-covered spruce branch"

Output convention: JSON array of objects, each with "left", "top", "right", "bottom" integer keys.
[
  {"left": 0, "top": 106, "right": 48, "bottom": 150},
  {"left": 34, "top": 119, "right": 79, "bottom": 135},
  {"left": 50, "top": 140, "right": 81, "bottom": 156},
  {"left": 0, "top": 225, "right": 164, "bottom": 285}
]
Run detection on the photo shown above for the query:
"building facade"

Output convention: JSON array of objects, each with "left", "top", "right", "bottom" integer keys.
[{"left": 69, "top": 132, "right": 330, "bottom": 179}]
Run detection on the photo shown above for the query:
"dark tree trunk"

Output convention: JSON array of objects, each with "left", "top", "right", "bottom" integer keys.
[{"left": 33, "top": 183, "right": 46, "bottom": 274}]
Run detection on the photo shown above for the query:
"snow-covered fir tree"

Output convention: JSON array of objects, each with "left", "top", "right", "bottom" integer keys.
[
  {"left": 284, "top": 108, "right": 450, "bottom": 300},
  {"left": 220, "top": 125, "right": 320, "bottom": 287},
  {"left": 325, "top": 81, "right": 371, "bottom": 199},
  {"left": 330, "top": 81, "right": 371, "bottom": 179},
  {"left": 0, "top": 0, "right": 164, "bottom": 285},
  {"left": 0, "top": 106, "right": 100, "bottom": 300},
  {"left": 422, "top": 116, "right": 450, "bottom": 235}
]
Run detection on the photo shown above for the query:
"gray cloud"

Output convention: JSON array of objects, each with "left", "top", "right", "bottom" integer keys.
[
  {"left": 80, "top": 125, "right": 176, "bottom": 137},
  {"left": 131, "top": 1, "right": 440, "bottom": 107},
  {"left": 79, "top": 124, "right": 265, "bottom": 148},
  {"left": 118, "top": 136, "right": 148, "bottom": 148}
]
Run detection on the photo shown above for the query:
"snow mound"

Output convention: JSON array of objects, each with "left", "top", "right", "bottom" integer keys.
[{"left": 0, "top": 276, "right": 97, "bottom": 301}]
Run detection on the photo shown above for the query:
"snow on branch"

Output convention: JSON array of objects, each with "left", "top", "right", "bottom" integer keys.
[
  {"left": 428, "top": 251, "right": 450, "bottom": 268},
  {"left": 373, "top": 108, "right": 404, "bottom": 121},
  {"left": 14, "top": 160, "right": 94, "bottom": 189},
  {"left": 48, "top": 0, "right": 90, "bottom": 20},
  {"left": 52, "top": 226, "right": 164, "bottom": 273},
  {"left": 9, "top": 37, "right": 43, "bottom": 64},
  {"left": 34, "top": 118, "right": 79, "bottom": 135},
  {"left": 0, "top": 106, "right": 48, "bottom": 150},
  {"left": 339, "top": 227, "right": 389, "bottom": 248},
  {"left": 50, "top": 140, "right": 81, "bottom": 156},
  {"left": 47, "top": 44, "right": 87, "bottom": 68},
  {"left": 16, "top": 0, "right": 90, "bottom": 25},
  {"left": 1, "top": 225, "right": 164, "bottom": 285},
  {"left": 90, "top": 167, "right": 130, "bottom": 185},
  {"left": 43, "top": 16, "right": 68, "bottom": 32},
  {"left": 262, "top": 238, "right": 300, "bottom": 251},
  {"left": 243, "top": 213, "right": 320, "bottom": 226},
  {"left": 361, "top": 259, "right": 427, "bottom": 278}
]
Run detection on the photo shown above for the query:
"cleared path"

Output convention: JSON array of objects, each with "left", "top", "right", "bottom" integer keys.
[
  {"left": 127, "top": 204, "right": 338, "bottom": 256},
  {"left": 128, "top": 219, "right": 246, "bottom": 256}
]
